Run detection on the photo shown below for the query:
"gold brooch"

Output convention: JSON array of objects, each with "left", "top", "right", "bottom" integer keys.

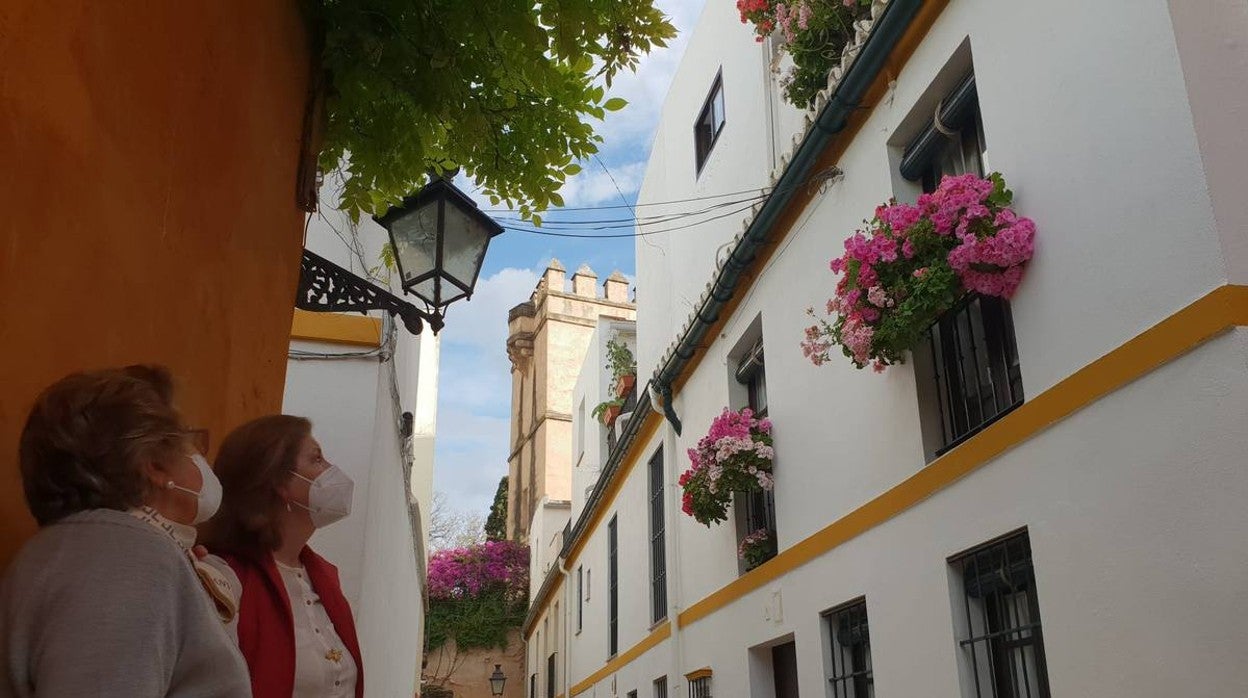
[{"left": 326, "top": 648, "right": 343, "bottom": 663}]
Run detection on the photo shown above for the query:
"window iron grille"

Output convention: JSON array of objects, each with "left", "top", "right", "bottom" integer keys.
[
  {"left": 688, "top": 677, "right": 712, "bottom": 698},
  {"left": 649, "top": 448, "right": 668, "bottom": 623},
  {"left": 826, "top": 599, "right": 873, "bottom": 698},
  {"left": 654, "top": 677, "right": 668, "bottom": 698},
  {"left": 952, "top": 531, "right": 1051, "bottom": 698},
  {"left": 607, "top": 516, "right": 619, "bottom": 657},
  {"left": 927, "top": 294, "right": 1023, "bottom": 454}
]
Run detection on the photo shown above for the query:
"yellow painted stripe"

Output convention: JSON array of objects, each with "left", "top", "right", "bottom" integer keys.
[
  {"left": 677, "top": 285, "right": 1248, "bottom": 628},
  {"left": 569, "top": 622, "right": 671, "bottom": 697},
  {"left": 290, "top": 309, "right": 381, "bottom": 347}
]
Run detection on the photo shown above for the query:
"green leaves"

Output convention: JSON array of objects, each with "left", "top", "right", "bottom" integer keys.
[{"left": 309, "top": 0, "right": 675, "bottom": 221}]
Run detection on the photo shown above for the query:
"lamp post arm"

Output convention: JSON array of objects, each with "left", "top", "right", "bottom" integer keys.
[{"left": 295, "top": 248, "right": 442, "bottom": 335}]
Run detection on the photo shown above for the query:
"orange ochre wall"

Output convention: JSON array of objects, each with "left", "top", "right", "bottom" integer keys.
[{"left": 0, "top": 1, "right": 310, "bottom": 566}]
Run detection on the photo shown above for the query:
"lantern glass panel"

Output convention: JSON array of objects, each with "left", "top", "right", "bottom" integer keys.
[
  {"left": 389, "top": 200, "right": 439, "bottom": 299},
  {"left": 440, "top": 201, "right": 492, "bottom": 301}
]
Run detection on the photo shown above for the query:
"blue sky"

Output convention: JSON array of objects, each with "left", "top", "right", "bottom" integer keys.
[{"left": 432, "top": 0, "right": 707, "bottom": 522}]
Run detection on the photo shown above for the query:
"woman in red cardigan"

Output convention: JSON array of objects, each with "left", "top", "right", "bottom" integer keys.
[{"left": 201, "top": 415, "right": 363, "bottom": 698}]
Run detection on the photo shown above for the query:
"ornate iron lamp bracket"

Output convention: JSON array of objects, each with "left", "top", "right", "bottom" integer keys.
[{"left": 295, "top": 248, "right": 443, "bottom": 335}]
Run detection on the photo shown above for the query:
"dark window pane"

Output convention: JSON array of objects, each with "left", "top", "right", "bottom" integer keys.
[{"left": 826, "top": 600, "right": 873, "bottom": 698}]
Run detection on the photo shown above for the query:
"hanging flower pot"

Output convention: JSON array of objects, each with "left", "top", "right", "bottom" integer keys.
[
  {"left": 801, "top": 173, "right": 1035, "bottom": 372},
  {"left": 614, "top": 373, "right": 636, "bottom": 398},
  {"left": 679, "top": 408, "right": 775, "bottom": 526},
  {"left": 592, "top": 398, "right": 624, "bottom": 427}
]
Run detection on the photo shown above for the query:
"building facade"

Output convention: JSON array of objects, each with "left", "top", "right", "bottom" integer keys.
[
  {"left": 506, "top": 262, "right": 636, "bottom": 542},
  {"left": 283, "top": 176, "right": 434, "bottom": 698},
  {"left": 525, "top": 1, "right": 1248, "bottom": 698}
]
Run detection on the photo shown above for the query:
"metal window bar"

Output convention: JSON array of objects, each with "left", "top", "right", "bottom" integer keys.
[
  {"left": 739, "top": 348, "right": 777, "bottom": 564},
  {"left": 649, "top": 448, "right": 668, "bottom": 622},
  {"left": 654, "top": 677, "right": 668, "bottom": 698},
  {"left": 929, "top": 296, "right": 1023, "bottom": 455},
  {"left": 607, "top": 516, "right": 619, "bottom": 657},
  {"left": 547, "top": 654, "right": 557, "bottom": 698},
  {"left": 576, "top": 567, "right": 583, "bottom": 632},
  {"left": 953, "top": 532, "right": 1051, "bottom": 698},
  {"left": 827, "top": 600, "right": 874, "bottom": 698},
  {"left": 688, "top": 677, "right": 712, "bottom": 698}
]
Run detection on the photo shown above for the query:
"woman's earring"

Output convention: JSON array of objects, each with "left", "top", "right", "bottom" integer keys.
[
  {"left": 286, "top": 501, "right": 292, "bottom": 513},
  {"left": 165, "top": 481, "right": 175, "bottom": 490}
]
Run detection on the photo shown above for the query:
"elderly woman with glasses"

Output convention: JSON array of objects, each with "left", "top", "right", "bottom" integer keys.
[{"left": 0, "top": 366, "right": 250, "bottom": 698}]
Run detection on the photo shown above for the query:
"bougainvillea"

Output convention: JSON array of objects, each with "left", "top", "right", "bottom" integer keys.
[
  {"left": 735, "top": 0, "right": 872, "bottom": 107},
  {"left": 426, "top": 540, "right": 529, "bottom": 650},
  {"left": 679, "top": 408, "right": 775, "bottom": 526},
  {"left": 801, "top": 173, "right": 1035, "bottom": 372},
  {"left": 738, "top": 528, "right": 778, "bottom": 570}
]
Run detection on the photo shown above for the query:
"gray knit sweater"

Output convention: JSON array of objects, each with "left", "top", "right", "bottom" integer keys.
[{"left": 0, "top": 509, "right": 251, "bottom": 697}]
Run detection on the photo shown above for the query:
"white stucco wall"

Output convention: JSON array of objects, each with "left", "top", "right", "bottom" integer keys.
[
  {"left": 281, "top": 174, "right": 433, "bottom": 698},
  {"left": 538, "top": 1, "right": 1248, "bottom": 697}
]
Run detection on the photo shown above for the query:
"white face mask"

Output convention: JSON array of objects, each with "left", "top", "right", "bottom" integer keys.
[
  {"left": 165, "top": 453, "right": 223, "bottom": 525},
  {"left": 290, "top": 465, "right": 354, "bottom": 528}
]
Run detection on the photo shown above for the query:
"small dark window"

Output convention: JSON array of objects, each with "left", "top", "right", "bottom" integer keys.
[
  {"left": 530, "top": 674, "right": 536, "bottom": 698},
  {"left": 825, "top": 599, "right": 873, "bottom": 698},
  {"left": 654, "top": 677, "right": 668, "bottom": 698},
  {"left": 694, "top": 72, "right": 726, "bottom": 174},
  {"left": 628, "top": 692, "right": 638, "bottom": 698},
  {"left": 649, "top": 448, "right": 668, "bottom": 623},
  {"left": 576, "top": 566, "right": 584, "bottom": 633},
  {"left": 951, "top": 531, "right": 1051, "bottom": 698},
  {"left": 547, "top": 654, "right": 557, "bottom": 698},
  {"left": 689, "top": 676, "right": 712, "bottom": 698},
  {"left": 607, "top": 515, "right": 619, "bottom": 657},
  {"left": 735, "top": 340, "right": 775, "bottom": 570},
  {"left": 908, "top": 75, "right": 1023, "bottom": 455}
]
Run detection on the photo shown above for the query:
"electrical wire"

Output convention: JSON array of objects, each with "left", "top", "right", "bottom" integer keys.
[
  {"left": 480, "top": 184, "right": 779, "bottom": 213},
  {"left": 502, "top": 198, "right": 765, "bottom": 239}
]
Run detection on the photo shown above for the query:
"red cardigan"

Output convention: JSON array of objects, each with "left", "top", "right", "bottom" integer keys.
[{"left": 217, "top": 547, "right": 364, "bottom": 698}]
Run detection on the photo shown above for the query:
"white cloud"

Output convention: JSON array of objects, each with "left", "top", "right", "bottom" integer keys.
[{"left": 559, "top": 161, "right": 649, "bottom": 208}]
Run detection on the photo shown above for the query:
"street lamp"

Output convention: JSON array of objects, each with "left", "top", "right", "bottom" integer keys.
[
  {"left": 489, "top": 664, "right": 507, "bottom": 696},
  {"left": 295, "top": 173, "right": 504, "bottom": 336},
  {"left": 374, "top": 173, "right": 504, "bottom": 328}
]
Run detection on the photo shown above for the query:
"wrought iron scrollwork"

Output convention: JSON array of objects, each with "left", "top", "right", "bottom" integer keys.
[{"left": 296, "top": 249, "right": 443, "bottom": 335}]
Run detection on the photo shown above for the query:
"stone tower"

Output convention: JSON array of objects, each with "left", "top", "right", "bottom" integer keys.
[{"left": 504, "top": 260, "right": 634, "bottom": 542}]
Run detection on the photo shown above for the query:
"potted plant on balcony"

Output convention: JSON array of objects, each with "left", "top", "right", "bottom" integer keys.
[
  {"left": 591, "top": 397, "right": 625, "bottom": 428},
  {"left": 801, "top": 173, "right": 1036, "bottom": 372},
  {"left": 738, "top": 528, "right": 778, "bottom": 571},
  {"left": 736, "top": 0, "right": 874, "bottom": 108},
  {"left": 679, "top": 408, "right": 775, "bottom": 526},
  {"left": 605, "top": 335, "right": 636, "bottom": 398}
]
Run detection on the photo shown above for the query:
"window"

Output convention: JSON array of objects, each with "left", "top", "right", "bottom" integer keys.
[
  {"left": 628, "top": 692, "right": 638, "bottom": 698},
  {"left": 825, "top": 599, "right": 873, "bottom": 698},
  {"left": 530, "top": 674, "right": 536, "bottom": 698},
  {"left": 547, "top": 654, "right": 557, "bottom": 698},
  {"left": 654, "top": 677, "right": 668, "bottom": 698},
  {"left": 951, "top": 531, "right": 1051, "bottom": 698},
  {"left": 607, "top": 515, "right": 619, "bottom": 657},
  {"left": 576, "top": 566, "right": 584, "bottom": 633},
  {"left": 649, "top": 447, "right": 668, "bottom": 623},
  {"left": 586, "top": 568, "right": 591, "bottom": 600},
  {"left": 688, "top": 675, "right": 712, "bottom": 698},
  {"left": 904, "top": 73, "right": 1023, "bottom": 455},
  {"left": 735, "top": 339, "right": 775, "bottom": 570},
  {"left": 694, "top": 71, "right": 726, "bottom": 174}
]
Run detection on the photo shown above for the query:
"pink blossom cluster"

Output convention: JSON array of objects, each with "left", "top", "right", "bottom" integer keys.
[
  {"left": 801, "top": 172, "right": 1035, "bottom": 371},
  {"left": 427, "top": 540, "right": 530, "bottom": 601},
  {"left": 737, "top": 528, "right": 774, "bottom": 560},
  {"left": 679, "top": 408, "right": 775, "bottom": 524}
]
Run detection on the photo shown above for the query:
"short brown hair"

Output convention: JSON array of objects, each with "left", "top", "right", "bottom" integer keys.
[
  {"left": 201, "top": 415, "right": 311, "bottom": 553},
  {"left": 20, "top": 366, "right": 187, "bottom": 526}
]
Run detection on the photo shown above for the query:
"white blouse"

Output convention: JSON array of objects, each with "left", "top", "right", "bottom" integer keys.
[{"left": 274, "top": 559, "right": 359, "bottom": 698}]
